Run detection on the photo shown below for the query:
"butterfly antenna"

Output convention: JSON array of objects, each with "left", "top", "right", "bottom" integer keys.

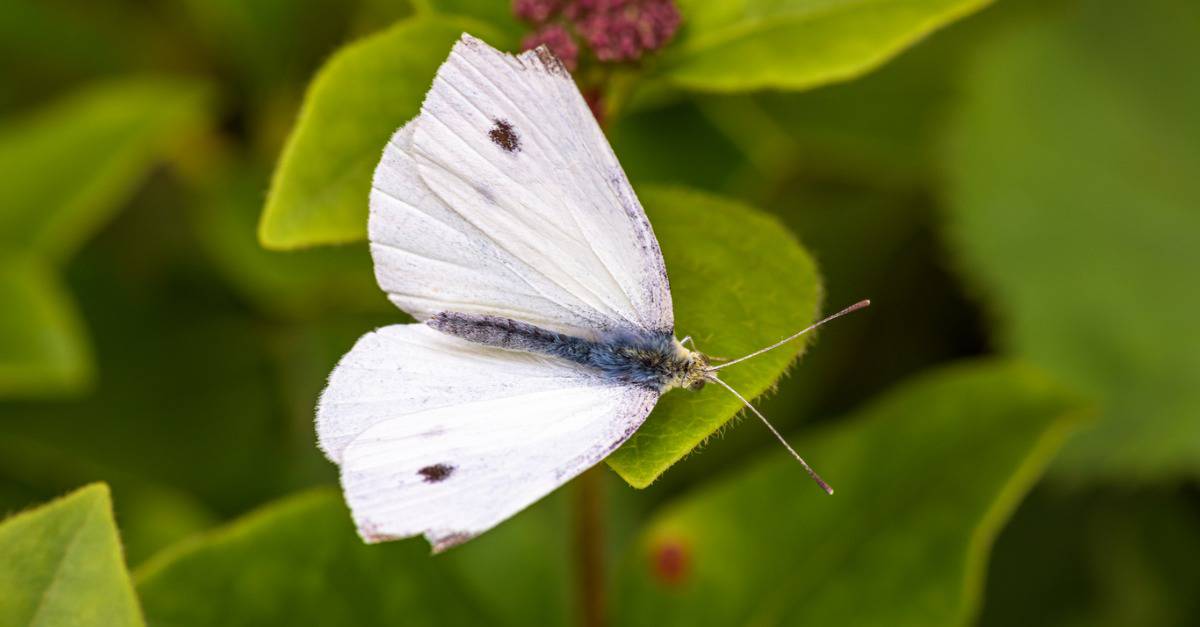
[
  {"left": 709, "top": 300, "right": 871, "bottom": 371},
  {"left": 706, "top": 374, "right": 834, "bottom": 495}
]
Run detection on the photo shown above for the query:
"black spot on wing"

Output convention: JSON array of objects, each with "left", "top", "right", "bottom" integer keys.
[
  {"left": 488, "top": 119, "right": 520, "bottom": 152},
  {"left": 418, "top": 463, "right": 455, "bottom": 483}
]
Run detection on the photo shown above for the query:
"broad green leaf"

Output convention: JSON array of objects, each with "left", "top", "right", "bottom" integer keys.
[
  {"left": 608, "top": 186, "right": 821, "bottom": 487},
  {"left": 943, "top": 0, "right": 1200, "bottom": 482},
  {"left": 135, "top": 488, "right": 573, "bottom": 627},
  {"left": 0, "top": 258, "right": 90, "bottom": 396},
  {"left": 616, "top": 360, "right": 1085, "bottom": 626},
  {"left": 981, "top": 487, "right": 1200, "bottom": 627},
  {"left": 690, "top": 2, "right": 999, "bottom": 195},
  {"left": 659, "top": 0, "right": 992, "bottom": 92},
  {"left": 646, "top": 183, "right": 983, "bottom": 493},
  {"left": 259, "top": 16, "right": 510, "bottom": 249},
  {"left": 0, "top": 77, "right": 211, "bottom": 261},
  {"left": 0, "top": 483, "right": 144, "bottom": 627}
]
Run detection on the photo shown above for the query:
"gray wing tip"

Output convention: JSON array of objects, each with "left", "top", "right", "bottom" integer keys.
[
  {"left": 521, "top": 44, "right": 571, "bottom": 77},
  {"left": 451, "top": 31, "right": 570, "bottom": 78},
  {"left": 457, "top": 32, "right": 485, "bottom": 48},
  {"left": 429, "top": 530, "right": 477, "bottom": 554},
  {"left": 452, "top": 32, "right": 496, "bottom": 58},
  {"left": 354, "top": 519, "right": 475, "bottom": 554},
  {"left": 356, "top": 519, "right": 406, "bottom": 545}
]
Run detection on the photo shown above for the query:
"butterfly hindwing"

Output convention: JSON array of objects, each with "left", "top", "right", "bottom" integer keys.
[{"left": 318, "top": 324, "right": 657, "bottom": 549}]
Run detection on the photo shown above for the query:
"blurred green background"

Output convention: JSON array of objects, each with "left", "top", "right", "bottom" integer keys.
[{"left": 1, "top": 0, "right": 1197, "bottom": 625}]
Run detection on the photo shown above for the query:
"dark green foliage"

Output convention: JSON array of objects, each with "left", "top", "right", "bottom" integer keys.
[
  {"left": 1, "top": 0, "right": 1196, "bottom": 625},
  {"left": 944, "top": 0, "right": 1200, "bottom": 482}
]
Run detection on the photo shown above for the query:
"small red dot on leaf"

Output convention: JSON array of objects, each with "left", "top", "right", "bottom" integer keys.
[{"left": 651, "top": 538, "right": 690, "bottom": 586}]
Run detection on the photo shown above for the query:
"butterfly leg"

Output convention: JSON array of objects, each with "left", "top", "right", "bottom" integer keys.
[{"left": 681, "top": 335, "right": 728, "bottom": 361}]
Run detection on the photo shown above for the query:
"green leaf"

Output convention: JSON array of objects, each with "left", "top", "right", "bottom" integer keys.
[
  {"left": 615, "top": 360, "right": 1085, "bottom": 626},
  {"left": 659, "top": 0, "right": 993, "bottom": 92},
  {"left": 0, "top": 435, "right": 217, "bottom": 567},
  {"left": 607, "top": 185, "right": 821, "bottom": 487},
  {"left": 688, "top": 4, "right": 997, "bottom": 195},
  {"left": 943, "top": 0, "right": 1200, "bottom": 482},
  {"left": 981, "top": 487, "right": 1200, "bottom": 627},
  {"left": 0, "top": 258, "right": 90, "bottom": 396},
  {"left": 0, "top": 483, "right": 144, "bottom": 627},
  {"left": 0, "top": 77, "right": 211, "bottom": 261},
  {"left": 135, "top": 488, "right": 572, "bottom": 627},
  {"left": 259, "top": 16, "right": 510, "bottom": 249}
]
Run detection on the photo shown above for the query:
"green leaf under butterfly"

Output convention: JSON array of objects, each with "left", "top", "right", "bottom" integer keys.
[
  {"left": 0, "top": 483, "right": 144, "bottom": 627},
  {"left": 658, "top": 0, "right": 993, "bottom": 92},
  {"left": 608, "top": 185, "right": 821, "bottom": 487},
  {"left": 615, "top": 360, "right": 1085, "bottom": 626},
  {"left": 943, "top": 0, "right": 1200, "bottom": 482},
  {"left": 258, "top": 16, "right": 512, "bottom": 249}
]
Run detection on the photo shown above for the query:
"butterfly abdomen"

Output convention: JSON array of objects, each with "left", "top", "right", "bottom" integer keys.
[{"left": 428, "top": 312, "right": 687, "bottom": 391}]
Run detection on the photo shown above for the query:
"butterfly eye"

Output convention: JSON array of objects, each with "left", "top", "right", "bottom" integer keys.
[{"left": 687, "top": 379, "right": 707, "bottom": 392}]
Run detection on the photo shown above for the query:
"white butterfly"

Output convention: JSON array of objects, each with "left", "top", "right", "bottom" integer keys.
[{"left": 317, "top": 34, "right": 867, "bottom": 552}]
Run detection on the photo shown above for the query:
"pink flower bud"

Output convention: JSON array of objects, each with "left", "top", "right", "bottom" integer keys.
[
  {"left": 572, "top": 0, "right": 680, "bottom": 62},
  {"left": 513, "top": 0, "right": 563, "bottom": 24}
]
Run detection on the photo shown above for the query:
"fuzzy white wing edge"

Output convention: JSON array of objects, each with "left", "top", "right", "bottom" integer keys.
[{"left": 317, "top": 324, "right": 658, "bottom": 550}]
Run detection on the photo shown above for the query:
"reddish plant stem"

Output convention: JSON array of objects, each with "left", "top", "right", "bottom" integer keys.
[{"left": 574, "top": 466, "right": 606, "bottom": 627}]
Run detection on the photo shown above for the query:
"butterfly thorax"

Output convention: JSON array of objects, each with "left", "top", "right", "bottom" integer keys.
[{"left": 429, "top": 312, "right": 709, "bottom": 393}]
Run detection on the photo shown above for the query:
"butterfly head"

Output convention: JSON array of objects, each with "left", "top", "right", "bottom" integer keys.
[
  {"left": 683, "top": 354, "right": 711, "bottom": 391},
  {"left": 668, "top": 339, "right": 712, "bottom": 392}
]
